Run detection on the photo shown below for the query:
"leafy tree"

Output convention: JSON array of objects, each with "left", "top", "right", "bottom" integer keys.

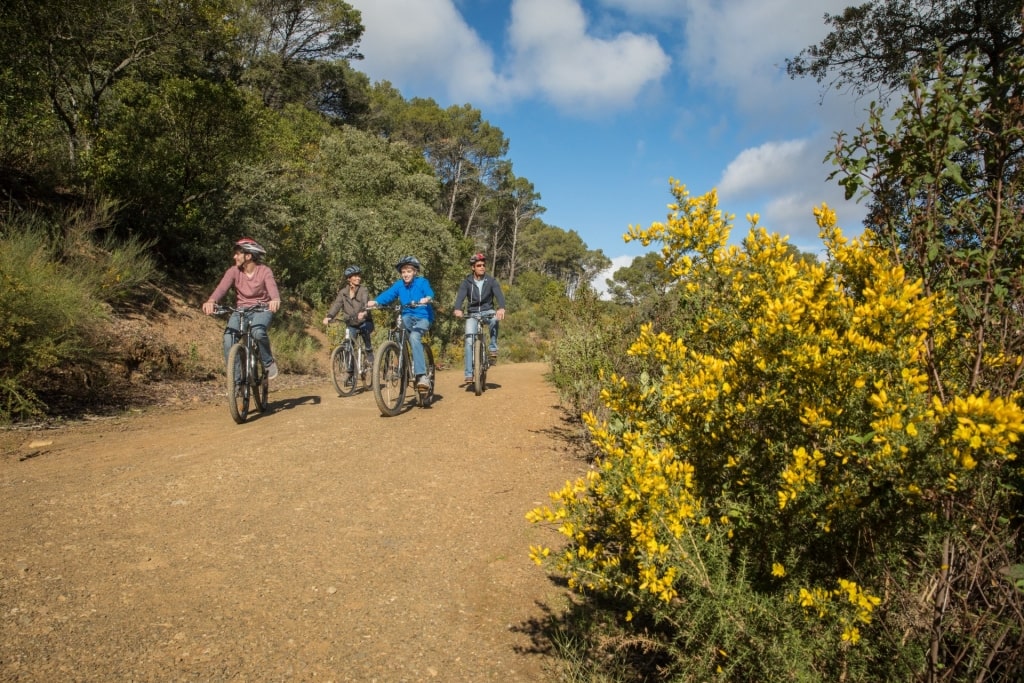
[
  {"left": 826, "top": 54, "right": 1024, "bottom": 398},
  {"left": 786, "top": 0, "right": 1024, "bottom": 99},
  {"left": 605, "top": 251, "right": 669, "bottom": 305},
  {"left": 90, "top": 77, "right": 264, "bottom": 275},
  {"left": 0, "top": 0, "right": 232, "bottom": 172},
  {"left": 518, "top": 220, "right": 610, "bottom": 295},
  {"left": 494, "top": 166, "right": 544, "bottom": 283},
  {"left": 232, "top": 0, "right": 365, "bottom": 110}
]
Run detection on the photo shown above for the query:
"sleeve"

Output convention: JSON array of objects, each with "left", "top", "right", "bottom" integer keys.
[
  {"left": 491, "top": 277, "right": 506, "bottom": 309},
  {"left": 375, "top": 281, "right": 398, "bottom": 306},
  {"left": 453, "top": 280, "right": 468, "bottom": 310},
  {"left": 264, "top": 269, "right": 281, "bottom": 301},
  {"left": 325, "top": 289, "right": 345, "bottom": 320},
  {"left": 207, "top": 268, "right": 236, "bottom": 303}
]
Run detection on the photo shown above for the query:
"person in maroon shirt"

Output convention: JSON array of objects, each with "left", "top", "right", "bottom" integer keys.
[{"left": 202, "top": 238, "right": 282, "bottom": 379}]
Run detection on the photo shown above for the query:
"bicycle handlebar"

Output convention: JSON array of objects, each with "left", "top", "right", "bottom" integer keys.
[{"left": 212, "top": 303, "right": 269, "bottom": 315}]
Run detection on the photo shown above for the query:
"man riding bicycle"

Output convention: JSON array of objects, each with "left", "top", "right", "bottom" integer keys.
[{"left": 452, "top": 252, "right": 506, "bottom": 384}]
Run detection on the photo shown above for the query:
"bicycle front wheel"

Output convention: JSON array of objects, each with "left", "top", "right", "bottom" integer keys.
[
  {"left": 472, "top": 336, "right": 485, "bottom": 396},
  {"left": 226, "top": 343, "right": 250, "bottom": 424},
  {"left": 330, "top": 343, "right": 356, "bottom": 397},
  {"left": 373, "top": 340, "right": 405, "bottom": 416}
]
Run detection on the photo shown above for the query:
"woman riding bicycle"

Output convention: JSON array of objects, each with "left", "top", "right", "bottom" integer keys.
[
  {"left": 202, "top": 237, "right": 281, "bottom": 380},
  {"left": 322, "top": 265, "right": 375, "bottom": 365},
  {"left": 452, "top": 252, "right": 506, "bottom": 384},
  {"left": 366, "top": 256, "right": 434, "bottom": 393}
]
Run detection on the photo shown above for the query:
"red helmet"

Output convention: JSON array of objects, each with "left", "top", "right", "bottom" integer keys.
[
  {"left": 234, "top": 237, "right": 267, "bottom": 257},
  {"left": 469, "top": 252, "right": 485, "bottom": 266}
]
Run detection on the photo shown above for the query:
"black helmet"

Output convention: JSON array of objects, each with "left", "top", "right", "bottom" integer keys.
[
  {"left": 469, "top": 252, "right": 486, "bottom": 266},
  {"left": 234, "top": 237, "right": 267, "bottom": 257},
  {"left": 395, "top": 255, "right": 421, "bottom": 272},
  {"left": 344, "top": 265, "right": 362, "bottom": 277}
]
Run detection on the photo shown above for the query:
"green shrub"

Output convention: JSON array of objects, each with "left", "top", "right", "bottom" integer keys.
[
  {"left": 0, "top": 228, "right": 108, "bottom": 420},
  {"left": 529, "top": 184, "right": 1024, "bottom": 681}
]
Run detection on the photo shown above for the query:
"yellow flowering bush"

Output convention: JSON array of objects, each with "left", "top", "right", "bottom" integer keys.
[{"left": 530, "top": 182, "right": 1024, "bottom": 681}]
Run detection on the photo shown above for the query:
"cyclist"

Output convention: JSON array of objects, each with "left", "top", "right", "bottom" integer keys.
[
  {"left": 452, "top": 252, "right": 506, "bottom": 384},
  {"left": 202, "top": 237, "right": 281, "bottom": 380},
  {"left": 366, "top": 256, "right": 435, "bottom": 393},
  {"left": 322, "top": 265, "right": 375, "bottom": 375}
]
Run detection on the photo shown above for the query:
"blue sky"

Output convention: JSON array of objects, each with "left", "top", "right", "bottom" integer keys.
[{"left": 348, "top": 0, "right": 873, "bottom": 289}]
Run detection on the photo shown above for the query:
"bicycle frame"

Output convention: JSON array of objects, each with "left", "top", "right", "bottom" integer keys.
[
  {"left": 215, "top": 304, "right": 269, "bottom": 423},
  {"left": 371, "top": 303, "right": 434, "bottom": 416},
  {"left": 465, "top": 312, "right": 493, "bottom": 396},
  {"left": 329, "top": 323, "right": 370, "bottom": 397}
]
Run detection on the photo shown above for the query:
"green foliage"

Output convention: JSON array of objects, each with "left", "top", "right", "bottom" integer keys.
[
  {"left": 0, "top": 224, "right": 108, "bottom": 420},
  {"left": 828, "top": 48, "right": 1024, "bottom": 398}
]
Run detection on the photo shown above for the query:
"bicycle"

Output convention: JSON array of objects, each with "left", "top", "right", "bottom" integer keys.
[
  {"left": 464, "top": 312, "right": 495, "bottom": 396},
  {"left": 372, "top": 303, "right": 435, "bottom": 416},
  {"left": 328, "top": 322, "right": 372, "bottom": 397},
  {"left": 214, "top": 304, "right": 270, "bottom": 424}
]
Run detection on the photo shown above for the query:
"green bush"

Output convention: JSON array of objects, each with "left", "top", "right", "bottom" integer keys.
[
  {"left": 0, "top": 228, "right": 108, "bottom": 420},
  {"left": 530, "top": 185, "right": 1024, "bottom": 682}
]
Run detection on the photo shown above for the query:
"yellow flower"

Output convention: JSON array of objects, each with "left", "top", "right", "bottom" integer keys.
[{"left": 772, "top": 562, "right": 786, "bottom": 577}]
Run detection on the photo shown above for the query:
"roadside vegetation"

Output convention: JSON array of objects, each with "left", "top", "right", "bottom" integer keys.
[{"left": 538, "top": 2, "right": 1024, "bottom": 681}]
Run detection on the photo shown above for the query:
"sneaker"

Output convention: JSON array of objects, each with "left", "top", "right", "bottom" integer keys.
[
  {"left": 266, "top": 361, "right": 279, "bottom": 380},
  {"left": 416, "top": 375, "right": 431, "bottom": 392},
  {"left": 464, "top": 375, "right": 473, "bottom": 384},
  {"left": 488, "top": 349, "right": 498, "bottom": 362}
]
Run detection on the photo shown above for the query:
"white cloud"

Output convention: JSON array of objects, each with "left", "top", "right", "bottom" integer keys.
[
  {"left": 353, "top": 0, "right": 670, "bottom": 112},
  {"left": 354, "top": 0, "right": 510, "bottom": 103},
  {"left": 718, "top": 139, "right": 810, "bottom": 197},
  {"left": 591, "top": 254, "right": 636, "bottom": 300},
  {"left": 508, "top": 0, "right": 671, "bottom": 111},
  {"left": 717, "top": 136, "right": 868, "bottom": 251}
]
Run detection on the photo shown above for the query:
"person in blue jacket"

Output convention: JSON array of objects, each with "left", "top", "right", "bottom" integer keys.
[{"left": 366, "top": 255, "right": 435, "bottom": 392}]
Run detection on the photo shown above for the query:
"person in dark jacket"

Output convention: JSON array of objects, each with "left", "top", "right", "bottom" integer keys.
[
  {"left": 322, "top": 265, "right": 375, "bottom": 365},
  {"left": 452, "top": 252, "right": 506, "bottom": 383}
]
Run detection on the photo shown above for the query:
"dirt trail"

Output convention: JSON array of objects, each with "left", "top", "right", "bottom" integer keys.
[{"left": 0, "top": 363, "right": 583, "bottom": 682}]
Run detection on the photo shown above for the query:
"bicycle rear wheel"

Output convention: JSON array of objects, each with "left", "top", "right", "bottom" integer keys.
[
  {"left": 226, "top": 343, "right": 250, "bottom": 424},
  {"left": 252, "top": 349, "right": 268, "bottom": 412},
  {"left": 472, "top": 337, "right": 486, "bottom": 396},
  {"left": 373, "top": 340, "right": 405, "bottom": 416},
  {"left": 330, "top": 343, "right": 356, "bottom": 397}
]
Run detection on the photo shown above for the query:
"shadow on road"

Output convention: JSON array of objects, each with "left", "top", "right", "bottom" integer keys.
[{"left": 270, "top": 394, "right": 321, "bottom": 412}]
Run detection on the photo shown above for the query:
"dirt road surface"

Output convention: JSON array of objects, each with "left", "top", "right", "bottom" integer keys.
[{"left": 0, "top": 363, "right": 583, "bottom": 682}]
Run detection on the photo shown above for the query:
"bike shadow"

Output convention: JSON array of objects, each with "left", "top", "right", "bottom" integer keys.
[
  {"left": 267, "top": 394, "right": 321, "bottom": 413},
  {"left": 385, "top": 391, "right": 444, "bottom": 415},
  {"left": 461, "top": 381, "right": 501, "bottom": 392}
]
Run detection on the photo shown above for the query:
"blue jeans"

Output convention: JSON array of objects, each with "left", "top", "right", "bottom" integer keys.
[
  {"left": 224, "top": 309, "right": 274, "bottom": 367},
  {"left": 402, "top": 314, "right": 431, "bottom": 377},
  {"left": 463, "top": 312, "right": 498, "bottom": 376}
]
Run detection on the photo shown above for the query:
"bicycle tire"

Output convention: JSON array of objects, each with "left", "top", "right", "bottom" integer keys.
[
  {"left": 330, "top": 342, "right": 356, "bottom": 397},
  {"left": 472, "top": 336, "right": 484, "bottom": 396},
  {"left": 227, "top": 343, "right": 250, "bottom": 424},
  {"left": 252, "top": 348, "right": 268, "bottom": 412},
  {"left": 418, "top": 343, "right": 435, "bottom": 407},
  {"left": 373, "top": 340, "right": 405, "bottom": 416}
]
